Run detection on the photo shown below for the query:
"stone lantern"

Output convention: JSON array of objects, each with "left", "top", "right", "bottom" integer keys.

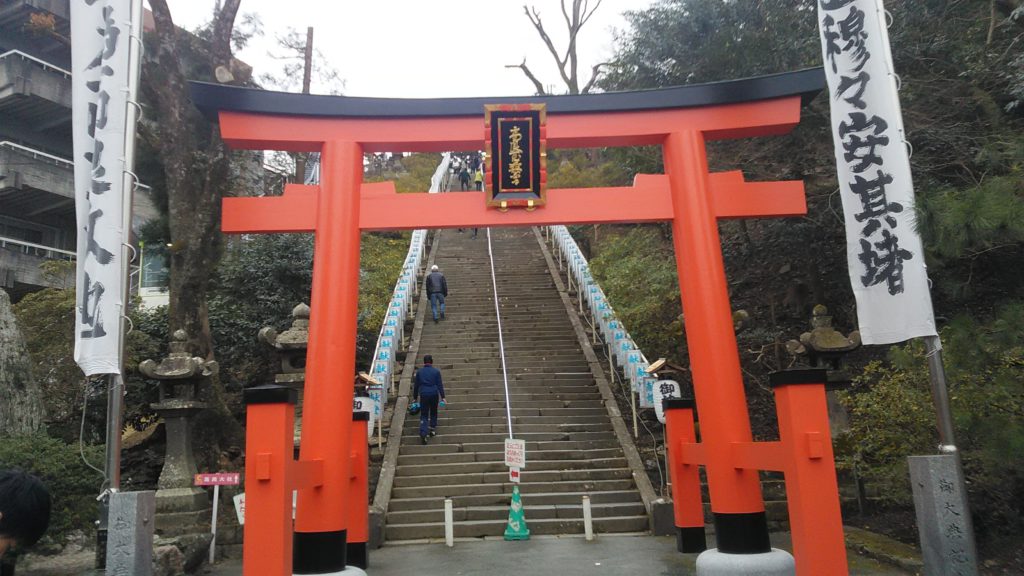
[
  {"left": 259, "top": 303, "right": 309, "bottom": 447},
  {"left": 139, "top": 329, "right": 217, "bottom": 530},
  {"left": 785, "top": 304, "right": 861, "bottom": 433}
]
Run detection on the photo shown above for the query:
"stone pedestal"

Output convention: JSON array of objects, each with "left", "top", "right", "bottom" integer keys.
[
  {"left": 151, "top": 401, "right": 208, "bottom": 529},
  {"left": 696, "top": 549, "right": 795, "bottom": 576}
]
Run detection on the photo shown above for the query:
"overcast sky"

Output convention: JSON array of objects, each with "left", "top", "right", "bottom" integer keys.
[{"left": 158, "top": 0, "right": 653, "bottom": 98}]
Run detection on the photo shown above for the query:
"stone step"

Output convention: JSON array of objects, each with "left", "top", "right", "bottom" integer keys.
[
  {"left": 399, "top": 438, "right": 624, "bottom": 456},
  {"left": 396, "top": 448, "right": 625, "bottom": 467},
  {"left": 444, "top": 392, "right": 601, "bottom": 402},
  {"left": 436, "top": 400, "right": 604, "bottom": 411},
  {"left": 390, "top": 477, "right": 638, "bottom": 500},
  {"left": 397, "top": 430, "right": 616, "bottom": 445},
  {"left": 384, "top": 515, "right": 649, "bottom": 540},
  {"left": 448, "top": 348, "right": 585, "bottom": 356},
  {"left": 414, "top": 414, "right": 608, "bottom": 427},
  {"left": 387, "top": 488, "right": 641, "bottom": 511},
  {"left": 387, "top": 501, "right": 645, "bottom": 525},
  {"left": 442, "top": 382, "right": 597, "bottom": 391},
  {"left": 422, "top": 333, "right": 577, "bottom": 341},
  {"left": 413, "top": 407, "right": 608, "bottom": 419},
  {"left": 401, "top": 422, "right": 613, "bottom": 436},
  {"left": 445, "top": 374, "right": 597, "bottom": 382},
  {"left": 395, "top": 458, "right": 627, "bottom": 477},
  {"left": 440, "top": 367, "right": 592, "bottom": 376},
  {"left": 392, "top": 467, "right": 632, "bottom": 488}
]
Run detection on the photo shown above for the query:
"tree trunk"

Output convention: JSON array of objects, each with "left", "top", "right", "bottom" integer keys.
[
  {"left": 0, "top": 290, "right": 46, "bottom": 436},
  {"left": 144, "top": 1, "right": 243, "bottom": 449}
]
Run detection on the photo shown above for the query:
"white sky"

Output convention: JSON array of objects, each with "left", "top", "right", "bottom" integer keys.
[{"left": 159, "top": 0, "right": 653, "bottom": 98}]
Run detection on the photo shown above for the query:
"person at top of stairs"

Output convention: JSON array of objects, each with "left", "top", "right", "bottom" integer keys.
[
  {"left": 426, "top": 265, "right": 448, "bottom": 324},
  {"left": 412, "top": 354, "right": 446, "bottom": 445}
]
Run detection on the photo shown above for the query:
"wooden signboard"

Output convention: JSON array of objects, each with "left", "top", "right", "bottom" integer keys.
[{"left": 484, "top": 104, "right": 547, "bottom": 209}]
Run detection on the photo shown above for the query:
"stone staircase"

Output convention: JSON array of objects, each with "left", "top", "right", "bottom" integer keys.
[{"left": 384, "top": 226, "right": 650, "bottom": 540}]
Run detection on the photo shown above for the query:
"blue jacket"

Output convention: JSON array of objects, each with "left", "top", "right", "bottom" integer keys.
[{"left": 413, "top": 364, "right": 445, "bottom": 399}]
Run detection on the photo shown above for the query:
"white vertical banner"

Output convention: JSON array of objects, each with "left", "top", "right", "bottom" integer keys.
[
  {"left": 72, "top": 0, "right": 133, "bottom": 375},
  {"left": 817, "top": 0, "right": 936, "bottom": 344}
]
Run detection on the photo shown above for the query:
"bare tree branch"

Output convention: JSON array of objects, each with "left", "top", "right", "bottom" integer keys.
[
  {"left": 560, "top": 0, "right": 572, "bottom": 32},
  {"left": 580, "top": 62, "right": 607, "bottom": 94},
  {"left": 211, "top": 0, "right": 242, "bottom": 78},
  {"left": 146, "top": 0, "right": 193, "bottom": 160},
  {"left": 579, "top": 0, "right": 604, "bottom": 29},
  {"left": 521, "top": 0, "right": 605, "bottom": 94},
  {"left": 506, "top": 59, "right": 547, "bottom": 96},
  {"left": 524, "top": 5, "right": 572, "bottom": 88}
]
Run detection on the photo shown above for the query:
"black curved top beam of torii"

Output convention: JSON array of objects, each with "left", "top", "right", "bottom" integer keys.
[{"left": 189, "top": 67, "right": 824, "bottom": 120}]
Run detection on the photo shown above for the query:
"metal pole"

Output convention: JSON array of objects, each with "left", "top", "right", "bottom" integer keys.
[
  {"left": 209, "top": 484, "right": 220, "bottom": 564},
  {"left": 923, "top": 336, "right": 957, "bottom": 452},
  {"left": 137, "top": 241, "right": 144, "bottom": 298}
]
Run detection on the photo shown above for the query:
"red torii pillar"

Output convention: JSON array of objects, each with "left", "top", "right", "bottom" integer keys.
[{"left": 199, "top": 75, "right": 846, "bottom": 576}]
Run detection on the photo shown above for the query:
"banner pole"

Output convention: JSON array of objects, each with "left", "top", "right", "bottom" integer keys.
[
  {"left": 96, "top": 0, "right": 144, "bottom": 568},
  {"left": 106, "top": 0, "right": 144, "bottom": 500},
  {"left": 923, "top": 336, "right": 957, "bottom": 453}
]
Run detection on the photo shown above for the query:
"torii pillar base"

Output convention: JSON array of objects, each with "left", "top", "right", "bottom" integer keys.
[{"left": 697, "top": 549, "right": 795, "bottom": 576}]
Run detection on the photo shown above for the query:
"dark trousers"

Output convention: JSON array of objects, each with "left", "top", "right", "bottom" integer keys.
[{"left": 419, "top": 394, "right": 440, "bottom": 437}]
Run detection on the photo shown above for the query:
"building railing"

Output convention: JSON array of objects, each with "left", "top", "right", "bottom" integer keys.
[
  {"left": 0, "top": 141, "right": 153, "bottom": 192},
  {"left": 0, "top": 140, "right": 74, "bottom": 168},
  {"left": 0, "top": 49, "right": 72, "bottom": 77},
  {"left": 0, "top": 235, "right": 75, "bottom": 260}
]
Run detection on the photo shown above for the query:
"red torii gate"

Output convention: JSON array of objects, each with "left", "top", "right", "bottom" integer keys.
[{"left": 191, "top": 68, "right": 848, "bottom": 576}]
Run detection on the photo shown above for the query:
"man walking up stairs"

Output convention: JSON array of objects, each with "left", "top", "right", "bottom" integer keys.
[{"left": 412, "top": 354, "right": 446, "bottom": 444}]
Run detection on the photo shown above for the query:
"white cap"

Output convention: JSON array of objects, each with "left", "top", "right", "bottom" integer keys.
[{"left": 431, "top": 265, "right": 439, "bottom": 271}]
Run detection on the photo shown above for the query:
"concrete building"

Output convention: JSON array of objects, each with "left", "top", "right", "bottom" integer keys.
[{"left": 0, "top": 0, "right": 159, "bottom": 302}]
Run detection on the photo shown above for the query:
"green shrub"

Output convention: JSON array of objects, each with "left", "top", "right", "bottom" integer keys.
[
  {"left": 0, "top": 435, "right": 104, "bottom": 542},
  {"left": 838, "top": 303, "right": 1024, "bottom": 538},
  {"left": 588, "top": 226, "right": 684, "bottom": 359}
]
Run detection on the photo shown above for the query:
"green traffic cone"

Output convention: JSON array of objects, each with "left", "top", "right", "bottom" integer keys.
[{"left": 504, "top": 484, "right": 530, "bottom": 540}]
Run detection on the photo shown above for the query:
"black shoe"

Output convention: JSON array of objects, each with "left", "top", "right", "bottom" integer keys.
[
  {"left": 421, "top": 435, "right": 428, "bottom": 445},
  {"left": 434, "top": 318, "right": 439, "bottom": 324},
  {"left": 429, "top": 430, "right": 436, "bottom": 437},
  {"left": 441, "top": 311, "right": 445, "bottom": 319}
]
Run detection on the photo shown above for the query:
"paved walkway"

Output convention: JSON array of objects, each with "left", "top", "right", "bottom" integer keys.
[{"left": 203, "top": 532, "right": 911, "bottom": 575}]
